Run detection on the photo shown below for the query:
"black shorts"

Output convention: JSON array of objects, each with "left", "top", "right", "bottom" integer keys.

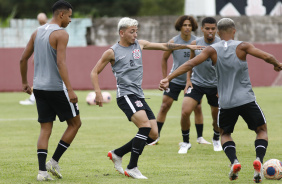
[
  {"left": 218, "top": 101, "right": 266, "bottom": 133},
  {"left": 163, "top": 82, "right": 185, "bottom": 101},
  {"left": 117, "top": 94, "right": 155, "bottom": 121},
  {"left": 33, "top": 89, "right": 79, "bottom": 123},
  {"left": 184, "top": 83, "right": 218, "bottom": 107}
]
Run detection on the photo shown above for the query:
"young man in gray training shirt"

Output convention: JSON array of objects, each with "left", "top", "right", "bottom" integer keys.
[{"left": 159, "top": 18, "right": 282, "bottom": 183}]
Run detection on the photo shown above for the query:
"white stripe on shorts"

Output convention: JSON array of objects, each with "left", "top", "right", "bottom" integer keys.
[
  {"left": 64, "top": 89, "right": 77, "bottom": 117},
  {"left": 255, "top": 101, "right": 266, "bottom": 123},
  {"left": 124, "top": 95, "right": 136, "bottom": 113}
]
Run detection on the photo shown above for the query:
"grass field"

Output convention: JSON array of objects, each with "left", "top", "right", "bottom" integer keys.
[{"left": 0, "top": 87, "right": 282, "bottom": 184}]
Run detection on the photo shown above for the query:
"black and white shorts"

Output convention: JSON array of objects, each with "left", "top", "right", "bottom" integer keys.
[
  {"left": 184, "top": 83, "right": 218, "bottom": 107},
  {"left": 117, "top": 94, "right": 155, "bottom": 121},
  {"left": 218, "top": 101, "right": 266, "bottom": 133},
  {"left": 33, "top": 89, "right": 79, "bottom": 123},
  {"left": 163, "top": 82, "right": 185, "bottom": 101}
]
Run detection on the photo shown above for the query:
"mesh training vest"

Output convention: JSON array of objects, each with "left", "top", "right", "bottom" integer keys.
[
  {"left": 169, "top": 34, "right": 197, "bottom": 86},
  {"left": 191, "top": 36, "right": 220, "bottom": 88},
  {"left": 211, "top": 40, "right": 256, "bottom": 109},
  {"left": 111, "top": 40, "right": 144, "bottom": 98},
  {"left": 33, "top": 24, "right": 65, "bottom": 91}
]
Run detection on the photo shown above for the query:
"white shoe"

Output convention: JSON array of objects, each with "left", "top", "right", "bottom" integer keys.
[
  {"left": 46, "top": 158, "right": 62, "bottom": 179},
  {"left": 147, "top": 137, "right": 160, "bottom": 146},
  {"left": 107, "top": 150, "right": 124, "bottom": 174},
  {"left": 197, "top": 137, "right": 211, "bottom": 144},
  {"left": 212, "top": 139, "right": 223, "bottom": 151},
  {"left": 37, "top": 171, "right": 54, "bottom": 181},
  {"left": 19, "top": 99, "right": 35, "bottom": 105},
  {"left": 124, "top": 167, "right": 148, "bottom": 179},
  {"left": 178, "top": 142, "right": 191, "bottom": 154},
  {"left": 229, "top": 160, "right": 241, "bottom": 181},
  {"left": 253, "top": 158, "right": 263, "bottom": 183}
]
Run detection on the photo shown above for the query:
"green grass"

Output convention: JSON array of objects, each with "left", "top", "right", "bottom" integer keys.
[{"left": 0, "top": 87, "right": 282, "bottom": 184}]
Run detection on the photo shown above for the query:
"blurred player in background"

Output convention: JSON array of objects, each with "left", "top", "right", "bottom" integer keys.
[
  {"left": 159, "top": 18, "right": 282, "bottom": 183},
  {"left": 178, "top": 17, "right": 222, "bottom": 154},
  {"left": 19, "top": 12, "right": 48, "bottom": 105},
  {"left": 156, "top": 15, "right": 210, "bottom": 147},
  {"left": 20, "top": 0, "right": 81, "bottom": 181},
  {"left": 90, "top": 17, "right": 204, "bottom": 179}
]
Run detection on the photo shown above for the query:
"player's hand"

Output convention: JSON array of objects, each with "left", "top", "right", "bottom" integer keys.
[
  {"left": 68, "top": 90, "right": 78, "bottom": 104},
  {"left": 184, "top": 80, "right": 193, "bottom": 92},
  {"left": 159, "top": 78, "right": 169, "bottom": 91},
  {"left": 188, "top": 45, "right": 205, "bottom": 51},
  {"left": 274, "top": 63, "right": 282, "bottom": 71},
  {"left": 95, "top": 92, "right": 103, "bottom": 107},
  {"left": 22, "top": 83, "right": 32, "bottom": 95}
]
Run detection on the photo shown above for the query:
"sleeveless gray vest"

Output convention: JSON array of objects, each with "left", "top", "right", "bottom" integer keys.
[
  {"left": 33, "top": 24, "right": 65, "bottom": 91},
  {"left": 169, "top": 34, "right": 197, "bottom": 86},
  {"left": 111, "top": 40, "right": 144, "bottom": 98},
  {"left": 191, "top": 36, "right": 220, "bottom": 88},
  {"left": 211, "top": 40, "right": 256, "bottom": 108}
]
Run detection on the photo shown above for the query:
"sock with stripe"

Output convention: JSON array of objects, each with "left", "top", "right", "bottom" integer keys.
[
  {"left": 127, "top": 127, "right": 151, "bottom": 169},
  {"left": 114, "top": 138, "right": 134, "bottom": 157},
  {"left": 222, "top": 141, "right": 238, "bottom": 164},
  {"left": 255, "top": 139, "right": 268, "bottom": 163},
  {"left": 213, "top": 129, "right": 220, "bottom": 141},
  {"left": 37, "top": 149, "right": 48, "bottom": 171},
  {"left": 52, "top": 140, "right": 70, "bottom": 162},
  {"left": 182, "top": 129, "right": 190, "bottom": 143},
  {"left": 195, "top": 124, "right": 203, "bottom": 138}
]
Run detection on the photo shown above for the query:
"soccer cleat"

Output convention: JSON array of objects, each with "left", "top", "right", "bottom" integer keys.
[
  {"left": 37, "top": 171, "right": 54, "bottom": 181},
  {"left": 178, "top": 142, "right": 192, "bottom": 154},
  {"left": 107, "top": 150, "right": 124, "bottom": 174},
  {"left": 147, "top": 137, "right": 160, "bottom": 146},
  {"left": 124, "top": 167, "right": 148, "bottom": 179},
  {"left": 253, "top": 158, "right": 263, "bottom": 183},
  {"left": 197, "top": 137, "right": 211, "bottom": 144},
  {"left": 19, "top": 99, "right": 35, "bottom": 105},
  {"left": 212, "top": 139, "right": 223, "bottom": 151},
  {"left": 46, "top": 158, "right": 62, "bottom": 179},
  {"left": 229, "top": 160, "right": 241, "bottom": 181}
]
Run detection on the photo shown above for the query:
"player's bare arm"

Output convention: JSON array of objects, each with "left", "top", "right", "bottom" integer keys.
[
  {"left": 161, "top": 39, "right": 174, "bottom": 78},
  {"left": 138, "top": 40, "right": 205, "bottom": 51},
  {"left": 20, "top": 30, "right": 37, "bottom": 95},
  {"left": 90, "top": 49, "right": 115, "bottom": 107},
  {"left": 185, "top": 40, "right": 197, "bottom": 90},
  {"left": 51, "top": 30, "right": 78, "bottom": 103}
]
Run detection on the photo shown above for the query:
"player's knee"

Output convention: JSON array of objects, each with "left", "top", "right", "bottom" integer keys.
[{"left": 160, "top": 102, "right": 172, "bottom": 112}]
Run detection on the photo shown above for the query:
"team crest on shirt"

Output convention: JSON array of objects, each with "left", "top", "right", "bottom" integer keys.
[
  {"left": 132, "top": 49, "right": 141, "bottom": 59},
  {"left": 135, "top": 100, "right": 143, "bottom": 107}
]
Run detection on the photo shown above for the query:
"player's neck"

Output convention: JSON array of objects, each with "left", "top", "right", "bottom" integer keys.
[
  {"left": 205, "top": 37, "right": 215, "bottom": 44},
  {"left": 181, "top": 34, "right": 191, "bottom": 42}
]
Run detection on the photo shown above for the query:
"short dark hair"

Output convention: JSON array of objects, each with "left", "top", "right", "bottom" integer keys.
[
  {"left": 52, "top": 0, "right": 73, "bottom": 13},
  {"left": 174, "top": 15, "right": 198, "bottom": 32},
  {"left": 201, "top": 17, "right": 217, "bottom": 27}
]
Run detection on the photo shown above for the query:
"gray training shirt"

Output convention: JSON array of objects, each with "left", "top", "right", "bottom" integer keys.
[
  {"left": 111, "top": 40, "right": 144, "bottom": 98},
  {"left": 191, "top": 36, "right": 220, "bottom": 88},
  {"left": 169, "top": 34, "right": 197, "bottom": 86},
  {"left": 211, "top": 40, "right": 256, "bottom": 109},
  {"left": 33, "top": 24, "right": 66, "bottom": 91}
]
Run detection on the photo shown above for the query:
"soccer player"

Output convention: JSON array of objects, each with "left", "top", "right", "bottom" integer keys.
[
  {"left": 20, "top": 0, "right": 81, "bottom": 181},
  {"left": 159, "top": 18, "right": 282, "bottom": 183},
  {"left": 90, "top": 17, "right": 204, "bottom": 179},
  {"left": 19, "top": 12, "right": 48, "bottom": 105},
  {"left": 178, "top": 17, "right": 222, "bottom": 154},
  {"left": 156, "top": 15, "right": 210, "bottom": 146}
]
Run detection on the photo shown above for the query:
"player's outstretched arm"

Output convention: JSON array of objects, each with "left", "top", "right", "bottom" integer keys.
[
  {"left": 186, "top": 40, "right": 197, "bottom": 90},
  {"left": 138, "top": 40, "right": 205, "bottom": 51},
  {"left": 20, "top": 30, "right": 36, "bottom": 95},
  {"left": 161, "top": 39, "right": 174, "bottom": 78},
  {"left": 90, "top": 49, "right": 114, "bottom": 107}
]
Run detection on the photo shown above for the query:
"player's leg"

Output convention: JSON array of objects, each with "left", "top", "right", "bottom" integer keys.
[
  {"left": 210, "top": 105, "right": 222, "bottom": 151},
  {"left": 194, "top": 102, "right": 211, "bottom": 144}
]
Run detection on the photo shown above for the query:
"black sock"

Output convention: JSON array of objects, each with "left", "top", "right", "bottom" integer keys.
[
  {"left": 195, "top": 124, "right": 203, "bottom": 138},
  {"left": 37, "top": 149, "right": 47, "bottom": 171},
  {"left": 213, "top": 129, "right": 220, "bottom": 141},
  {"left": 146, "top": 137, "right": 155, "bottom": 144},
  {"left": 114, "top": 138, "right": 134, "bottom": 157},
  {"left": 157, "top": 122, "right": 164, "bottom": 135},
  {"left": 182, "top": 129, "right": 190, "bottom": 143},
  {"left": 52, "top": 140, "right": 70, "bottom": 162},
  {"left": 255, "top": 139, "right": 268, "bottom": 163},
  {"left": 127, "top": 127, "right": 151, "bottom": 169},
  {"left": 222, "top": 141, "right": 237, "bottom": 164}
]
